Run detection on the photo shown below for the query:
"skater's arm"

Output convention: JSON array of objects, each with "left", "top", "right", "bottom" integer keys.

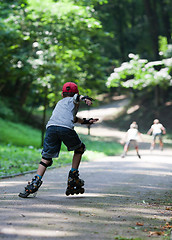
[
  {"left": 161, "top": 126, "right": 166, "bottom": 134},
  {"left": 74, "top": 116, "right": 99, "bottom": 124},
  {"left": 122, "top": 132, "right": 128, "bottom": 143},
  {"left": 147, "top": 128, "right": 152, "bottom": 135},
  {"left": 138, "top": 132, "right": 144, "bottom": 141},
  {"left": 73, "top": 94, "right": 94, "bottom": 106}
]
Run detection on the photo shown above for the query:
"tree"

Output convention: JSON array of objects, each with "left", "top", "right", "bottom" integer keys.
[
  {"left": 143, "top": 0, "right": 160, "bottom": 60},
  {"left": 107, "top": 53, "right": 172, "bottom": 107},
  {"left": 0, "top": 0, "right": 108, "bottom": 109}
]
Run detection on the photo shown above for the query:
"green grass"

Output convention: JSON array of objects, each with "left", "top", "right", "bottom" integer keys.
[
  {"left": 82, "top": 134, "right": 122, "bottom": 156},
  {"left": 0, "top": 118, "right": 42, "bottom": 147},
  {"left": 114, "top": 237, "right": 143, "bottom": 240},
  {"left": 0, "top": 118, "right": 122, "bottom": 178},
  {"left": 0, "top": 144, "right": 76, "bottom": 177},
  {"left": 0, "top": 145, "right": 41, "bottom": 177}
]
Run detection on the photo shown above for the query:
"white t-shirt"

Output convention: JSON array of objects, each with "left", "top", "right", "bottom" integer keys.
[
  {"left": 151, "top": 123, "right": 163, "bottom": 135},
  {"left": 127, "top": 128, "right": 138, "bottom": 141},
  {"left": 46, "top": 96, "right": 79, "bottom": 130}
]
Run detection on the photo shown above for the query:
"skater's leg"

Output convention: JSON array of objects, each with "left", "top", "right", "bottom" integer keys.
[
  {"left": 70, "top": 145, "right": 85, "bottom": 184},
  {"left": 135, "top": 146, "right": 141, "bottom": 158},
  {"left": 124, "top": 144, "right": 129, "bottom": 153},
  {"left": 72, "top": 144, "right": 86, "bottom": 169},
  {"left": 19, "top": 158, "right": 52, "bottom": 198},
  {"left": 159, "top": 138, "right": 164, "bottom": 150},
  {"left": 37, "top": 158, "right": 53, "bottom": 176},
  {"left": 150, "top": 140, "right": 155, "bottom": 150},
  {"left": 72, "top": 152, "right": 82, "bottom": 169},
  {"left": 121, "top": 142, "right": 129, "bottom": 158},
  {"left": 150, "top": 135, "right": 156, "bottom": 150},
  {"left": 133, "top": 140, "right": 141, "bottom": 158},
  {"left": 66, "top": 144, "right": 85, "bottom": 196}
]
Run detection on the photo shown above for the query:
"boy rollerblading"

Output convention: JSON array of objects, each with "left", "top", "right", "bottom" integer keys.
[{"left": 19, "top": 82, "right": 98, "bottom": 198}]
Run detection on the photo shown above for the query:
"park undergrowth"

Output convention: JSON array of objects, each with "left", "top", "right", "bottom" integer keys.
[{"left": 0, "top": 118, "right": 122, "bottom": 178}]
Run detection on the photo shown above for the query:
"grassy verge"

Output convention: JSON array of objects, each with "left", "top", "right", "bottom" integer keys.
[
  {"left": 0, "top": 118, "right": 122, "bottom": 178},
  {"left": 0, "top": 118, "right": 42, "bottom": 147}
]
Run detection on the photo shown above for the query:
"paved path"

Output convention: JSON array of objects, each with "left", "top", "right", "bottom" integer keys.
[
  {"left": 77, "top": 97, "right": 129, "bottom": 123},
  {"left": 0, "top": 149, "right": 172, "bottom": 240},
  {"left": 0, "top": 98, "right": 172, "bottom": 240}
]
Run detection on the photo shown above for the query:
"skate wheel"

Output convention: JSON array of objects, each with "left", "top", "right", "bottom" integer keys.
[
  {"left": 33, "top": 192, "right": 37, "bottom": 197},
  {"left": 80, "top": 188, "right": 85, "bottom": 194},
  {"left": 18, "top": 191, "right": 30, "bottom": 198},
  {"left": 65, "top": 189, "right": 70, "bottom": 196}
]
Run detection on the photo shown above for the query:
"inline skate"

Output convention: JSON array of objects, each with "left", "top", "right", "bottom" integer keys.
[
  {"left": 65, "top": 170, "right": 85, "bottom": 196},
  {"left": 19, "top": 175, "right": 42, "bottom": 198}
]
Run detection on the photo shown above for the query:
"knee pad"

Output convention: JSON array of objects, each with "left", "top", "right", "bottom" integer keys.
[
  {"left": 74, "top": 143, "right": 86, "bottom": 155},
  {"left": 40, "top": 157, "right": 53, "bottom": 168}
]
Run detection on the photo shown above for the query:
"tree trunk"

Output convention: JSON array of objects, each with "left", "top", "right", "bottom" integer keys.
[
  {"left": 159, "top": 0, "right": 171, "bottom": 43},
  {"left": 0, "top": 83, "right": 5, "bottom": 93},
  {"left": 13, "top": 79, "right": 22, "bottom": 96},
  {"left": 20, "top": 81, "right": 32, "bottom": 107},
  {"left": 154, "top": 85, "right": 160, "bottom": 107},
  {"left": 117, "top": 5, "right": 125, "bottom": 61},
  {"left": 143, "top": 0, "right": 159, "bottom": 60}
]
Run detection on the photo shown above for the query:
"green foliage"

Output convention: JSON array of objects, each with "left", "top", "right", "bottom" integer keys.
[
  {"left": 114, "top": 237, "right": 143, "bottom": 240},
  {"left": 0, "top": 117, "right": 122, "bottom": 177},
  {"left": 159, "top": 36, "right": 168, "bottom": 55},
  {"left": 1, "top": 0, "right": 172, "bottom": 115},
  {"left": 164, "top": 44, "right": 172, "bottom": 58},
  {"left": 0, "top": 144, "right": 77, "bottom": 177},
  {"left": 0, "top": 145, "right": 41, "bottom": 177},
  {"left": 0, "top": 136, "right": 122, "bottom": 178},
  {"left": 0, "top": 0, "right": 108, "bottom": 112},
  {"left": 107, "top": 53, "right": 172, "bottom": 91}
]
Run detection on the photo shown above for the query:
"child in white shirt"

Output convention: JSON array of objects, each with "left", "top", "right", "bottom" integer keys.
[
  {"left": 147, "top": 119, "right": 166, "bottom": 150},
  {"left": 121, "top": 121, "right": 142, "bottom": 158}
]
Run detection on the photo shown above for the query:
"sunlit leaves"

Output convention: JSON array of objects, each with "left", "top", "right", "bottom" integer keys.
[
  {"left": 0, "top": 0, "right": 108, "bottom": 109},
  {"left": 107, "top": 53, "right": 172, "bottom": 90}
]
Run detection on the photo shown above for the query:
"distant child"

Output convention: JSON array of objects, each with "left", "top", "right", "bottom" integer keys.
[
  {"left": 19, "top": 82, "right": 99, "bottom": 197},
  {"left": 147, "top": 119, "right": 166, "bottom": 151},
  {"left": 121, "top": 121, "right": 142, "bottom": 158}
]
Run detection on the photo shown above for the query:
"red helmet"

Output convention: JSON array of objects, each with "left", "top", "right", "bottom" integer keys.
[{"left": 62, "top": 82, "right": 79, "bottom": 94}]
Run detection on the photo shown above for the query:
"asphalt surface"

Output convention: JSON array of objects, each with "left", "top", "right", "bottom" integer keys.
[{"left": 0, "top": 98, "right": 172, "bottom": 240}]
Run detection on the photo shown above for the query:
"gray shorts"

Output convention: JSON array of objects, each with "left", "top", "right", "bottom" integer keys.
[
  {"left": 153, "top": 133, "right": 162, "bottom": 141},
  {"left": 125, "top": 139, "right": 138, "bottom": 148},
  {"left": 42, "top": 126, "right": 83, "bottom": 159}
]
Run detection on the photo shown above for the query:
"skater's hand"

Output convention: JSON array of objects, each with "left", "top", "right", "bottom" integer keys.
[
  {"left": 89, "top": 118, "right": 99, "bottom": 124},
  {"left": 162, "top": 129, "right": 166, "bottom": 135},
  {"left": 79, "top": 95, "right": 94, "bottom": 106},
  {"left": 85, "top": 98, "right": 92, "bottom": 106},
  {"left": 120, "top": 139, "right": 125, "bottom": 145},
  {"left": 81, "top": 118, "right": 99, "bottom": 125}
]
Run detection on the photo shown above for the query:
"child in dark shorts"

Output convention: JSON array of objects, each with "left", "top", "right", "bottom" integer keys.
[{"left": 19, "top": 82, "right": 98, "bottom": 198}]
